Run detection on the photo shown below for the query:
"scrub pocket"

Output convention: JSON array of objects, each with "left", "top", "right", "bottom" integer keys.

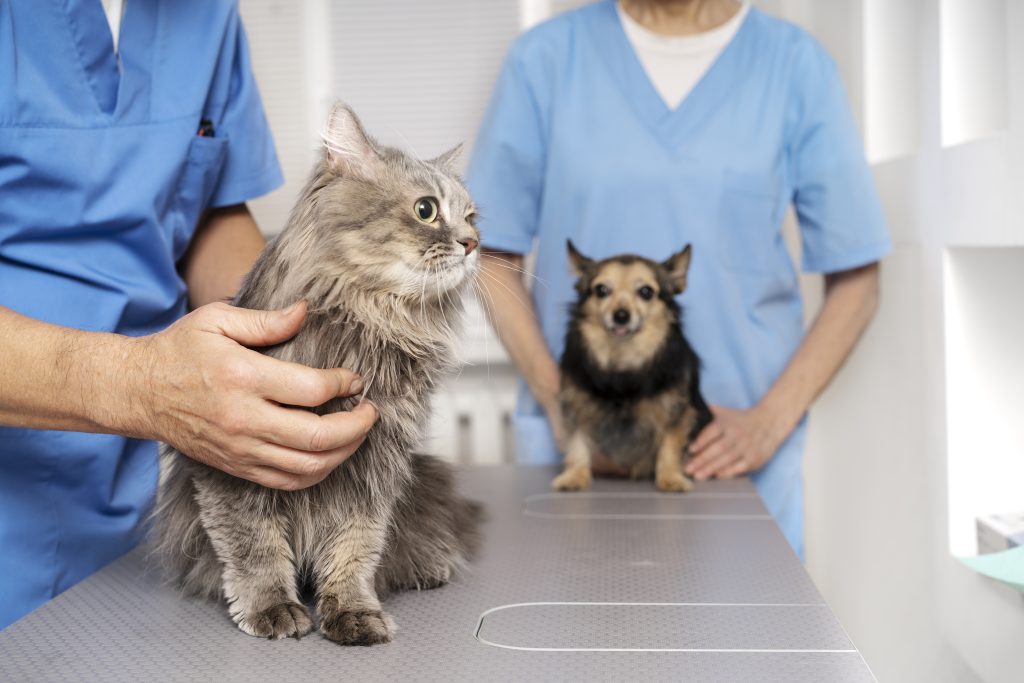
[
  {"left": 170, "top": 135, "right": 229, "bottom": 259},
  {"left": 716, "top": 169, "right": 784, "bottom": 275}
]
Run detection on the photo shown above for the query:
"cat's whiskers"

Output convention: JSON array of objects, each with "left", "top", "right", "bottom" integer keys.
[
  {"left": 438, "top": 264, "right": 471, "bottom": 384},
  {"left": 433, "top": 261, "right": 456, "bottom": 347},
  {"left": 476, "top": 268, "right": 534, "bottom": 315},
  {"left": 469, "top": 277, "right": 501, "bottom": 377},
  {"left": 480, "top": 253, "right": 549, "bottom": 291}
]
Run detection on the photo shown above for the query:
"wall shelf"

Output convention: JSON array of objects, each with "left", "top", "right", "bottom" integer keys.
[{"left": 944, "top": 247, "right": 1024, "bottom": 557}]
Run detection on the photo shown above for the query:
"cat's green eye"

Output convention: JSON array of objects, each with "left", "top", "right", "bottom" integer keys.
[{"left": 414, "top": 197, "right": 439, "bottom": 224}]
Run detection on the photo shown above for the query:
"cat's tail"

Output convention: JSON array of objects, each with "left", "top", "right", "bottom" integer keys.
[
  {"left": 147, "top": 446, "right": 223, "bottom": 602},
  {"left": 376, "top": 454, "right": 484, "bottom": 597}
]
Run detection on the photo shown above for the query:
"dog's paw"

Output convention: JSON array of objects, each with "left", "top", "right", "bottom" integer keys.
[
  {"left": 320, "top": 609, "right": 394, "bottom": 646},
  {"left": 237, "top": 601, "right": 314, "bottom": 640},
  {"left": 656, "top": 472, "right": 693, "bottom": 493},
  {"left": 552, "top": 468, "right": 592, "bottom": 491}
]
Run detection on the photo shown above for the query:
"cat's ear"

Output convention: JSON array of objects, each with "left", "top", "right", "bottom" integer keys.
[
  {"left": 431, "top": 143, "right": 464, "bottom": 173},
  {"left": 323, "top": 103, "right": 378, "bottom": 175},
  {"left": 567, "top": 240, "right": 595, "bottom": 279},
  {"left": 662, "top": 244, "right": 692, "bottom": 295}
]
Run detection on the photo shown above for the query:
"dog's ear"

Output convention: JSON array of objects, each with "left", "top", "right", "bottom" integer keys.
[
  {"left": 662, "top": 244, "right": 692, "bottom": 295},
  {"left": 566, "top": 240, "right": 595, "bottom": 279}
]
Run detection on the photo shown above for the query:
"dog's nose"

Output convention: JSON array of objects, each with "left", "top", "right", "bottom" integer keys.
[{"left": 613, "top": 309, "right": 630, "bottom": 325}]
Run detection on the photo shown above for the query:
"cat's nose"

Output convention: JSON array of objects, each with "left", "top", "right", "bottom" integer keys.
[{"left": 458, "top": 237, "right": 478, "bottom": 255}]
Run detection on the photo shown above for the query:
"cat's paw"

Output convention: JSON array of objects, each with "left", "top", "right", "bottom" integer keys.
[
  {"left": 238, "top": 601, "right": 314, "bottom": 640},
  {"left": 417, "top": 575, "right": 449, "bottom": 590},
  {"left": 320, "top": 609, "right": 395, "bottom": 646},
  {"left": 552, "top": 468, "right": 592, "bottom": 491},
  {"left": 655, "top": 472, "right": 693, "bottom": 493}
]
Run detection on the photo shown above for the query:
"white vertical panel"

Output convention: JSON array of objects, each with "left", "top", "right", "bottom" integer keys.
[
  {"left": 863, "top": 0, "right": 924, "bottom": 163},
  {"left": 238, "top": 0, "right": 315, "bottom": 235},
  {"left": 521, "top": 0, "right": 553, "bottom": 29},
  {"left": 549, "top": 0, "right": 590, "bottom": 18},
  {"left": 302, "top": 0, "right": 335, "bottom": 146},
  {"left": 940, "top": 0, "right": 1009, "bottom": 147},
  {"left": 329, "top": 1, "right": 520, "bottom": 167}
]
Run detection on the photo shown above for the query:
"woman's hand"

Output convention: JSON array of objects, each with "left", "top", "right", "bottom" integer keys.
[
  {"left": 541, "top": 396, "right": 568, "bottom": 453},
  {"left": 685, "top": 405, "right": 787, "bottom": 481},
  {"left": 131, "top": 301, "right": 378, "bottom": 490}
]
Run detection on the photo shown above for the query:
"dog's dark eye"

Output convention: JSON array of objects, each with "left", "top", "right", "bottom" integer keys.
[
  {"left": 638, "top": 285, "right": 655, "bottom": 300},
  {"left": 594, "top": 284, "right": 610, "bottom": 298}
]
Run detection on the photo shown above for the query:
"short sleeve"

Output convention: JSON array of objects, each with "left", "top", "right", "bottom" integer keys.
[
  {"left": 789, "top": 42, "right": 891, "bottom": 273},
  {"left": 466, "top": 46, "right": 548, "bottom": 255},
  {"left": 207, "top": 10, "right": 283, "bottom": 209}
]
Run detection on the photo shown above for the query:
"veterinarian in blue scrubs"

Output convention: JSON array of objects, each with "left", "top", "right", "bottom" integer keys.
[
  {"left": 0, "top": 1, "right": 282, "bottom": 628},
  {"left": 469, "top": 0, "right": 891, "bottom": 558}
]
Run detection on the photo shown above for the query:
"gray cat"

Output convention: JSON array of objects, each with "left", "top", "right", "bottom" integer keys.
[{"left": 153, "top": 104, "right": 482, "bottom": 645}]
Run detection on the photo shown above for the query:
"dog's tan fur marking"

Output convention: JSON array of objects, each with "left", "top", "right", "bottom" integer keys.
[
  {"left": 655, "top": 408, "right": 696, "bottom": 492},
  {"left": 552, "top": 431, "right": 593, "bottom": 491}
]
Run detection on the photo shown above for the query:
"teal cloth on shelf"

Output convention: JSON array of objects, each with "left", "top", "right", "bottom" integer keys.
[{"left": 960, "top": 547, "right": 1024, "bottom": 592}]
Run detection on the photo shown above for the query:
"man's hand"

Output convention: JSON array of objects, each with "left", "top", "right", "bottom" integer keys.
[
  {"left": 685, "top": 405, "right": 785, "bottom": 481},
  {"left": 135, "top": 300, "right": 378, "bottom": 490}
]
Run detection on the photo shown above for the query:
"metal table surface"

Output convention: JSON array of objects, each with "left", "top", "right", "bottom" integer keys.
[{"left": 0, "top": 465, "right": 875, "bottom": 682}]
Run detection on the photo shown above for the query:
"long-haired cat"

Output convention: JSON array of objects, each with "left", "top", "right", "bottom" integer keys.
[{"left": 153, "top": 104, "right": 482, "bottom": 645}]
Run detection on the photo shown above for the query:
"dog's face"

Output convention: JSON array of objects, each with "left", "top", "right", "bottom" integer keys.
[
  {"left": 567, "top": 241, "right": 691, "bottom": 338},
  {"left": 585, "top": 259, "right": 661, "bottom": 336}
]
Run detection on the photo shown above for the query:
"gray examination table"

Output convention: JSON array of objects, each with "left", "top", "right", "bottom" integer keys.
[{"left": 0, "top": 465, "right": 875, "bottom": 681}]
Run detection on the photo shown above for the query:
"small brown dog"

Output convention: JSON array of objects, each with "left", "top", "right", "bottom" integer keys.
[{"left": 553, "top": 241, "right": 712, "bottom": 492}]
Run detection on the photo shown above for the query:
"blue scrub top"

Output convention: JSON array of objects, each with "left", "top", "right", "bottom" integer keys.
[
  {"left": 467, "top": 1, "right": 891, "bottom": 558},
  {"left": 0, "top": 0, "right": 282, "bottom": 628}
]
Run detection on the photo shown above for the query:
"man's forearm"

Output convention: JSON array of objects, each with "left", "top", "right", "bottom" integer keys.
[
  {"left": 0, "top": 307, "right": 147, "bottom": 435},
  {"left": 0, "top": 205, "right": 265, "bottom": 434},
  {"left": 478, "top": 250, "right": 560, "bottom": 409},
  {"left": 180, "top": 204, "right": 267, "bottom": 308},
  {"left": 757, "top": 262, "right": 881, "bottom": 439}
]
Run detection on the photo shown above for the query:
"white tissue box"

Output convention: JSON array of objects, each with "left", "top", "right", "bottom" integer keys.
[{"left": 977, "top": 511, "right": 1024, "bottom": 554}]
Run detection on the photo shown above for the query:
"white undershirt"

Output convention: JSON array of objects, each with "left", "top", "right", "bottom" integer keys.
[
  {"left": 617, "top": 2, "right": 749, "bottom": 110},
  {"left": 100, "top": 0, "right": 125, "bottom": 54}
]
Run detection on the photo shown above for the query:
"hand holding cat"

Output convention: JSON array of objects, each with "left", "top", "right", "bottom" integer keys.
[
  {"left": 136, "top": 300, "right": 378, "bottom": 490},
  {"left": 686, "top": 404, "right": 787, "bottom": 481}
]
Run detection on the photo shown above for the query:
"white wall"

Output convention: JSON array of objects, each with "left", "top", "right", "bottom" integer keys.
[
  {"left": 239, "top": 2, "right": 1024, "bottom": 680},
  {"left": 767, "top": 2, "right": 1024, "bottom": 682}
]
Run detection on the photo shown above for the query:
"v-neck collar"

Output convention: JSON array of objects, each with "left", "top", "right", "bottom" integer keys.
[
  {"left": 61, "top": 0, "right": 156, "bottom": 122},
  {"left": 586, "top": 0, "right": 757, "bottom": 152},
  {"left": 62, "top": 0, "right": 120, "bottom": 115}
]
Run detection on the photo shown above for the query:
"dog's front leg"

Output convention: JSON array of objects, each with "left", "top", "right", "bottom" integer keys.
[
  {"left": 552, "top": 431, "right": 593, "bottom": 491},
  {"left": 655, "top": 415, "right": 695, "bottom": 493}
]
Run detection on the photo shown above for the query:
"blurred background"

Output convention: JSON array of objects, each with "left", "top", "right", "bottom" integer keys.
[{"left": 236, "top": 1, "right": 1023, "bottom": 681}]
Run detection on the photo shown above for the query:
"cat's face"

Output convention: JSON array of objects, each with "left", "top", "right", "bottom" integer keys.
[{"left": 313, "top": 104, "right": 480, "bottom": 300}]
